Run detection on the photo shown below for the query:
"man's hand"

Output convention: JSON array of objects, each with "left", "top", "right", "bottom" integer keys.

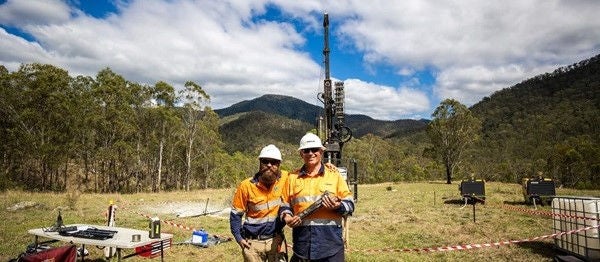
[
  {"left": 238, "top": 239, "right": 251, "bottom": 249},
  {"left": 321, "top": 193, "right": 341, "bottom": 210},
  {"left": 283, "top": 213, "right": 301, "bottom": 228}
]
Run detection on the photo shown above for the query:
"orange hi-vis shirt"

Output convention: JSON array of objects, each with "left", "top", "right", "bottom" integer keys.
[
  {"left": 230, "top": 170, "right": 288, "bottom": 243},
  {"left": 280, "top": 164, "right": 354, "bottom": 260}
]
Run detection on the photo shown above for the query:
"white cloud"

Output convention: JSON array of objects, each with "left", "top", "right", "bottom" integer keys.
[
  {"left": 0, "top": 28, "right": 52, "bottom": 64},
  {"left": 343, "top": 79, "right": 430, "bottom": 120},
  {"left": 434, "top": 62, "right": 562, "bottom": 104},
  {"left": 2, "top": 0, "right": 321, "bottom": 107},
  {"left": 1, "top": 0, "right": 599, "bottom": 120},
  {"left": 0, "top": 0, "right": 71, "bottom": 27},
  {"left": 329, "top": 0, "right": 600, "bottom": 106}
]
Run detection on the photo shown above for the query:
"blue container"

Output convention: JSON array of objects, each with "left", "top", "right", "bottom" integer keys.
[{"left": 192, "top": 230, "right": 208, "bottom": 244}]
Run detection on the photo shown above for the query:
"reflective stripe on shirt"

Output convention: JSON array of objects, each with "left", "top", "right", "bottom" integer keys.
[{"left": 300, "top": 218, "right": 342, "bottom": 227}]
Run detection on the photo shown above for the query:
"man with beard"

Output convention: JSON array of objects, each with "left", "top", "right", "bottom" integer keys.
[{"left": 230, "top": 144, "right": 288, "bottom": 262}]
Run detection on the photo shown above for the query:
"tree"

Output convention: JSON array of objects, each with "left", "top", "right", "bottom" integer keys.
[
  {"left": 69, "top": 75, "right": 97, "bottom": 192},
  {"left": 149, "top": 81, "right": 177, "bottom": 192},
  {"left": 1, "top": 64, "right": 74, "bottom": 190},
  {"left": 179, "top": 81, "right": 212, "bottom": 190},
  {"left": 91, "top": 68, "right": 139, "bottom": 192},
  {"left": 427, "top": 99, "right": 481, "bottom": 184}
]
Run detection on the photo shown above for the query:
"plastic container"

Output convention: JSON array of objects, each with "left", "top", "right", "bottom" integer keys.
[
  {"left": 552, "top": 196, "right": 600, "bottom": 260},
  {"left": 192, "top": 230, "right": 208, "bottom": 244}
]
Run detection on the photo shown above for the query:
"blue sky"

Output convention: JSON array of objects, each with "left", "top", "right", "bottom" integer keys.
[{"left": 1, "top": 0, "right": 599, "bottom": 120}]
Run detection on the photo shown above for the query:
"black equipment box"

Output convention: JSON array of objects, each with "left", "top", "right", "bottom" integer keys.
[
  {"left": 459, "top": 179, "right": 485, "bottom": 204},
  {"left": 522, "top": 177, "right": 555, "bottom": 205},
  {"left": 460, "top": 180, "right": 485, "bottom": 197}
]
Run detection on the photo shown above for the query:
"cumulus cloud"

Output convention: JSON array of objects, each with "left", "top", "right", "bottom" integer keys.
[
  {"left": 0, "top": 28, "right": 51, "bottom": 64},
  {"left": 0, "top": 0, "right": 71, "bottom": 27},
  {"left": 343, "top": 79, "right": 430, "bottom": 120},
  {"left": 1, "top": 0, "right": 599, "bottom": 121},
  {"left": 331, "top": 0, "right": 600, "bottom": 106},
  {"left": 2, "top": 0, "right": 321, "bottom": 106}
]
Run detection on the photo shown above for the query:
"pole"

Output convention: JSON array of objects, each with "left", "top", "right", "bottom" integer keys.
[
  {"left": 472, "top": 201, "right": 476, "bottom": 223},
  {"left": 322, "top": 13, "right": 335, "bottom": 160},
  {"left": 204, "top": 198, "right": 209, "bottom": 214}
]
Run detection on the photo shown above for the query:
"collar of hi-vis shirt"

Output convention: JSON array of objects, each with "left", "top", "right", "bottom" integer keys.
[
  {"left": 299, "top": 163, "right": 325, "bottom": 177},
  {"left": 251, "top": 171, "right": 281, "bottom": 190}
]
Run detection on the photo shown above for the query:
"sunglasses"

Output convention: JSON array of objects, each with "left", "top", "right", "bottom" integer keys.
[
  {"left": 260, "top": 159, "right": 280, "bottom": 165},
  {"left": 301, "top": 148, "right": 321, "bottom": 154}
]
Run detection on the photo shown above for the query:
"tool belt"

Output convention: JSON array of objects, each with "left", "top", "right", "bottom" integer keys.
[{"left": 244, "top": 234, "right": 275, "bottom": 240}]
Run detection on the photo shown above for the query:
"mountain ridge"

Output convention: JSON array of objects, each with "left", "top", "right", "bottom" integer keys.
[{"left": 215, "top": 94, "right": 428, "bottom": 139}]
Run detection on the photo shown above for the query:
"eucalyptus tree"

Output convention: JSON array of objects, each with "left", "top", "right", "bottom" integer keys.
[
  {"left": 344, "top": 134, "right": 393, "bottom": 183},
  {"left": 427, "top": 99, "right": 481, "bottom": 184},
  {"left": 148, "top": 81, "right": 178, "bottom": 192},
  {"left": 91, "top": 68, "right": 140, "bottom": 192},
  {"left": 1, "top": 64, "right": 74, "bottom": 190},
  {"left": 123, "top": 81, "right": 153, "bottom": 193},
  {"left": 179, "top": 81, "right": 221, "bottom": 190},
  {"left": 69, "top": 75, "right": 98, "bottom": 191},
  {"left": 194, "top": 107, "right": 223, "bottom": 188},
  {"left": 0, "top": 65, "right": 18, "bottom": 190}
]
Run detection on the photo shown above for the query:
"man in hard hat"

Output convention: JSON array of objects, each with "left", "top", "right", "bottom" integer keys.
[
  {"left": 280, "top": 133, "right": 354, "bottom": 262},
  {"left": 230, "top": 144, "right": 288, "bottom": 262}
]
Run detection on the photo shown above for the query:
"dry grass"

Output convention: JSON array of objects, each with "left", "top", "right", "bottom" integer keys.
[{"left": 1, "top": 182, "right": 599, "bottom": 261}]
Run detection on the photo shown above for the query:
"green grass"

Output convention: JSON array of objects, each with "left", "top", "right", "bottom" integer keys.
[{"left": 1, "top": 182, "right": 599, "bottom": 261}]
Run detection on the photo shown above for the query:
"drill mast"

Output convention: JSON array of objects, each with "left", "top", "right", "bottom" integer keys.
[{"left": 319, "top": 13, "right": 352, "bottom": 164}]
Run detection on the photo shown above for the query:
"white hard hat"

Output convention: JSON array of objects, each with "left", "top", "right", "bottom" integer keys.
[
  {"left": 258, "top": 144, "right": 282, "bottom": 161},
  {"left": 298, "top": 133, "right": 326, "bottom": 151}
]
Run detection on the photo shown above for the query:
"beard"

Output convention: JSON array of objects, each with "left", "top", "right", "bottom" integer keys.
[{"left": 258, "top": 168, "right": 280, "bottom": 187}]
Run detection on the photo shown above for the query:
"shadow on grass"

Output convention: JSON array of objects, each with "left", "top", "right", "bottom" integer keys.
[
  {"left": 444, "top": 199, "right": 465, "bottom": 205},
  {"left": 444, "top": 198, "right": 486, "bottom": 205},
  {"left": 502, "top": 200, "right": 528, "bottom": 206},
  {"left": 515, "top": 241, "right": 557, "bottom": 260},
  {"left": 503, "top": 200, "right": 553, "bottom": 207},
  {"left": 428, "top": 181, "right": 452, "bottom": 184}
]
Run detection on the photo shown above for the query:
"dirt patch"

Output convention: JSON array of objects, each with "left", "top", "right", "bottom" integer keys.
[
  {"left": 6, "top": 201, "right": 39, "bottom": 211},
  {"left": 141, "top": 201, "right": 230, "bottom": 218}
]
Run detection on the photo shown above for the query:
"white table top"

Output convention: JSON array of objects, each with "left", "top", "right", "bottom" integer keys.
[{"left": 28, "top": 224, "right": 172, "bottom": 249}]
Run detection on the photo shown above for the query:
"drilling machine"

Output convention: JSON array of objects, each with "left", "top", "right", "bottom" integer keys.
[{"left": 317, "top": 13, "right": 357, "bottom": 199}]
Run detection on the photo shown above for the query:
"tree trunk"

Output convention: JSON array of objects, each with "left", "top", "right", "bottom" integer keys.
[
  {"left": 64, "top": 158, "right": 69, "bottom": 191},
  {"left": 204, "top": 161, "right": 209, "bottom": 189},
  {"left": 84, "top": 153, "right": 89, "bottom": 191},
  {"left": 445, "top": 161, "right": 452, "bottom": 184},
  {"left": 157, "top": 137, "right": 164, "bottom": 193},
  {"left": 185, "top": 138, "right": 192, "bottom": 191}
]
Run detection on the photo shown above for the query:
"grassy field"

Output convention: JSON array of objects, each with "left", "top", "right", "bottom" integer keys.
[{"left": 1, "top": 182, "right": 599, "bottom": 261}]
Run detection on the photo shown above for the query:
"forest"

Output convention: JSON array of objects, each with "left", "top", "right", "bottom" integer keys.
[
  {"left": 0, "top": 54, "right": 598, "bottom": 193},
  {"left": 0, "top": 64, "right": 236, "bottom": 192},
  {"left": 468, "top": 54, "right": 600, "bottom": 189}
]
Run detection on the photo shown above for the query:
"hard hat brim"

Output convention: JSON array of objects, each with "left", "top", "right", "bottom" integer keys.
[{"left": 298, "top": 145, "right": 327, "bottom": 151}]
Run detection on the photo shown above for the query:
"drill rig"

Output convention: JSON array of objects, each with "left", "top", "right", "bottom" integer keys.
[
  {"left": 318, "top": 13, "right": 352, "bottom": 162},
  {"left": 317, "top": 13, "right": 357, "bottom": 198}
]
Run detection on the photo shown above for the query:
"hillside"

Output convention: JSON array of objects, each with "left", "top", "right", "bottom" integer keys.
[
  {"left": 215, "top": 94, "right": 428, "bottom": 141},
  {"left": 219, "top": 110, "right": 313, "bottom": 154},
  {"left": 469, "top": 54, "right": 600, "bottom": 187},
  {"left": 471, "top": 54, "right": 600, "bottom": 140},
  {"left": 215, "top": 94, "right": 321, "bottom": 124},
  {"left": 348, "top": 117, "right": 429, "bottom": 138}
]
